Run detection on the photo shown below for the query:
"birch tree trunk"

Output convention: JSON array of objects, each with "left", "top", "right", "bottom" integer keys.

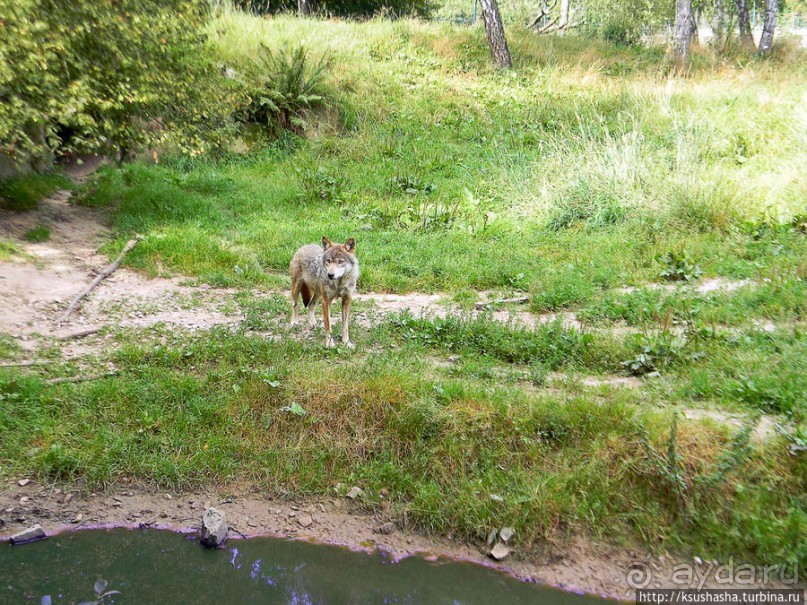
[
  {"left": 673, "top": 0, "right": 694, "bottom": 68},
  {"left": 479, "top": 0, "right": 512, "bottom": 68},
  {"left": 298, "top": 0, "right": 316, "bottom": 16},
  {"left": 758, "top": 0, "right": 778, "bottom": 55},
  {"left": 734, "top": 0, "right": 755, "bottom": 49},
  {"left": 558, "top": 0, "right": 570, "bottom": 30},
  {"left": 712, "top": 0, "right": 725, "bottom": 45}
]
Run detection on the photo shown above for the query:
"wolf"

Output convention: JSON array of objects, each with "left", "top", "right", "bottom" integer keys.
[{"left": 290, "top": 236, "right": 359, "bottom": 348}]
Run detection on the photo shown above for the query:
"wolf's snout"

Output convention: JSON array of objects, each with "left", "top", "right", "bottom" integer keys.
[{"left": 327, "top": 272, "right": 335, "bottom": 279}]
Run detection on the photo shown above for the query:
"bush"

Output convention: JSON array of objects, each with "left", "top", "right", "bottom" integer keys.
[
  {"left": 0, "top": 0, "right": 230, "bottom": 163},
  {"left": 598, "top": 18, "right": 643, "bottom": 46},
  {"left": 233, "top": 0, "right": 433, "bottom": 18}
]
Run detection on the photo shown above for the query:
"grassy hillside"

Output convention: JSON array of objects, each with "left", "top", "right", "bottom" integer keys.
[
  {"left": 2, "top": 10, "right": 805, "bottom": 568},
  {"left": 81, "top": 13, "right": 806, "bottom": 296}
]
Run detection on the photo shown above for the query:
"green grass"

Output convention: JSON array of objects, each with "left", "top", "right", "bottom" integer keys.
[
  {"left": 0, "top": 173, "right": 71, "bottom": 211},
  {"left": 0, "top": 238, "right": 23, "bottom": 261},
  {"left": 74, "top": 14, "right": 806, "bottom": 297},
  {"left": 0, "top": 324, "right": 804, "bottom": 566},
  {"left": 2, "top": 9, "right": 806, "bottom": 571},
  {"left": 23, "top": 225, "right": 51, "bottom": 242}
]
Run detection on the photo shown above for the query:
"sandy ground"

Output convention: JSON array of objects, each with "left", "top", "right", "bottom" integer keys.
[{"left": 1, "top": 177, "right": 801, "bottom": 598}]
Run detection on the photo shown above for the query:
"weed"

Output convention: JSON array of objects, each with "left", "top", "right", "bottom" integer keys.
[
  {"left": 296, "top": 165, "right": 343, "bottom": 203},
  {"left": 392, "top": 174, "right": 436, "bottom": 195},
  {"left": 23, "top": 225, "right": 51, "bottom": 242},
  {"left": 0, "top": 239, "right": 22, "bottom": 261},
  {"left": 622, "top": 331, "right": 688, "bottom": 376},
  {"left": 659, "top": 251, "right": 703, "bottom": 283}
]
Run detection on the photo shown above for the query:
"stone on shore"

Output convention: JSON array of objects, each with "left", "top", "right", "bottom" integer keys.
[
  {"left": 10, "top": 524, "right": 47, "bottom": 545},
  {"left": 200, "top": 507, "right": 228, "bottom": 548}
]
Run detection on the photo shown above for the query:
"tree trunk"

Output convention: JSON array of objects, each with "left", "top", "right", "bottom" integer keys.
[
  {"left": 558, "top": 0, "right": 569, "bottom": 29},
  {"left": 734, "top": 0, "right": 755, "bottom": 49},
  {"left": 757, "top": 0, "right": 777, "bottom": 55},
  {"left": 673, "top": 0, "right": 694, "bottom": 68},
  {"left": 478, "top": 0, "right": 512, "bottom": 68},
  {"left": 689, "top": 9, "right": 699, "bottom": 44},
  {"left": 298, "top": 0, "right": 316, "bottom": 16},
  {"left": 712, "top": 0, "right": 725, "bottom": 45}
]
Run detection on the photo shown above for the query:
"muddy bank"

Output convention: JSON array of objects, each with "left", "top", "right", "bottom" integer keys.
[{"left": 1, "top": 480, "right": 800, "bottom": 600}]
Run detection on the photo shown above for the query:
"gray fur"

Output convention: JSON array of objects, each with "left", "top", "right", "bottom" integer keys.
[{"left": 290, "top": 239, "right": 359, "bottom": 348}]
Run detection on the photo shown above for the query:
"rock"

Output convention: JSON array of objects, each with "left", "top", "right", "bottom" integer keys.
[
  {"left": 200, "top": 507, "right": 228, "bottom": 548},
  {"left": 18, "top": 479, "right": 32, "bottom": 487},
  {"left": 489, "top": 543, "right": 511, "bottom": 561},
  {"left": 297, "top": 514, "right": 314, "bottom": 528},
  {"left": 72, "top": 514, "right": 83, "bottom": 524},
  {"left": 346, "top": 486, "right": 365, "bottom": 500},
  {"left": 500, "top": 527, "right": 515, "bottom": 542},
  {"left": 63, "top": 494, "right": 73, "bottom": 504},
  {"left": 694, "top": 556, "right": 703, "bottom": 566},
  {"left": 486, "top": 529, "right": 498, "bottom": 546},
  {"left": 10, "top": 525, "right": 47, "bottom": 545},
  {"left": 374, "top": 522, "right": 395, "bottom": 535}
]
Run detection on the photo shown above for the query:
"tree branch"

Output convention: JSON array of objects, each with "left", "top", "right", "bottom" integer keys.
[{"left": 59, "top": 238, "right": 140, "bottom": 324}]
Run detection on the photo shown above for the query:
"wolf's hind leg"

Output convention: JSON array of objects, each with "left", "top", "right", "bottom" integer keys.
[{"left": 290, "top": 279, "right": 302, "bottom": 325}]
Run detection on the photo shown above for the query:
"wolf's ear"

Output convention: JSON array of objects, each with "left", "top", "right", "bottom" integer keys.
[
  {"left": 344, "top": 238, "right": 356, "bottom": 253},
  {"left": 321, "top": 236, "right": 333, "bottom": 250}
]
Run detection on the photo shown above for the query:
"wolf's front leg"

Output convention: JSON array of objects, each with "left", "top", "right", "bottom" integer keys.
[
  {"left": 322, "top": 298, "right": 336, "bottom": 348},
  {"left": 341, "top": 295, "right": 354, "bottom": 348}
]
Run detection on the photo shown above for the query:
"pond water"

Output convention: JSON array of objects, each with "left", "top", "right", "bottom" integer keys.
[{"left": 1, "top": 528, "right": 614, "bottom": 604}]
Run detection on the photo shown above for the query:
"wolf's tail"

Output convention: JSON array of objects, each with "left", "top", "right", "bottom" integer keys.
[{"left": 301, "top": 283, "right": 312, "bottom": 308}]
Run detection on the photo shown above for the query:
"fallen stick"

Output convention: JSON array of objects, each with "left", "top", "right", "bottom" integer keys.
[
  {"left": 45, "top": 371, "right": 118, "bottom": 385},
  {"left": 474, "top": 296, "right": 529, "bottom": 310},
  {"left": 59, "top": 238, "right": 140, "bottom": 324},
  {"left": 57, "top": 326, "right": 106, "bottom": 340}
]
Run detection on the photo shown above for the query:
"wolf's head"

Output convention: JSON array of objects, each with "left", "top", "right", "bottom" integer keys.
[{"left": 321, "top": 236, "right": 357, "bottom": 280}]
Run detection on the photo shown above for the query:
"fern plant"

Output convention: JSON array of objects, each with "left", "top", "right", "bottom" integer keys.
[{"left": 244, "top": 44, "right": 333, "bottom": 135}]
